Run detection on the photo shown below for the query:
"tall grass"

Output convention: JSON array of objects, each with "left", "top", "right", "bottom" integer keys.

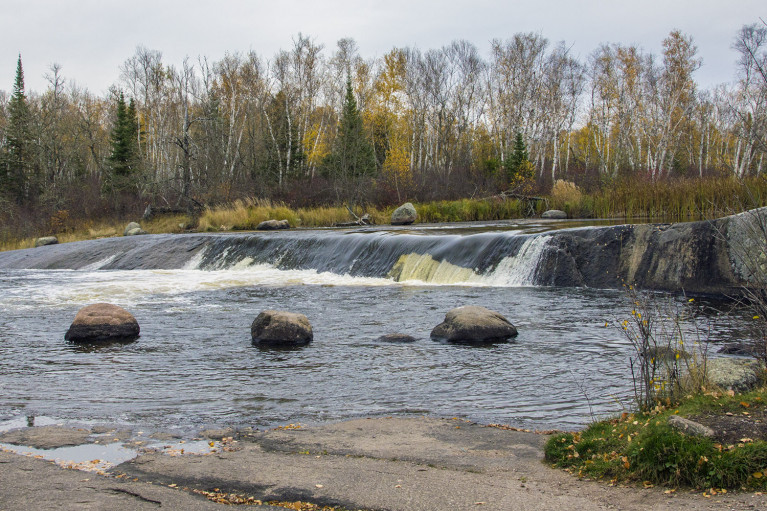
[{"left": 570, "top": 176, "right": 767, "bottom": 222}]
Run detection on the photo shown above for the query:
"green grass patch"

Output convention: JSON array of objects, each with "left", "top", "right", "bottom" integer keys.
[{"left": 545, "top": 388, "right": 767, "bottom": 490}]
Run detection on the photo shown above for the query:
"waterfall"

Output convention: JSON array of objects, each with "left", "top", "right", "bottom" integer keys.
[{"left": 0, "top": 230, "right": 552, "bottom": 288}]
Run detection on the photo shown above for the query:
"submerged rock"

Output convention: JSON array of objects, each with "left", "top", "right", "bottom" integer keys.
[
  {"left": 391, "top": 203, "right": 417, "bottom": 225},
  {"left": 34, "top": 236, "right": 58, "bottom": 247},
  {"left": 65, "top": 303, "right": 140, "bottom": 343},
  {"left": 541, "top": 209, "right": 567, "bottom": 219},
  {"left": 430, "top": 306, "right": 518, "bottom": 343},
  {"left": 256, "top": 219, "right": 290, "bottom": 230},
  {"left": 376, "top": 333, "right": 418, "bottom": 343},
  {"left": 251, "top": 310, "right": 313, "bottom": 346}
]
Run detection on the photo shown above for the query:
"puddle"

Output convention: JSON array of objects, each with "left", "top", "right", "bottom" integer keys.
[
  {"left": 0, "top": 415, "right": 220, "bottom": 471},
  {"left": 0, "top": 441, "right": 138, "bottom": 472}
]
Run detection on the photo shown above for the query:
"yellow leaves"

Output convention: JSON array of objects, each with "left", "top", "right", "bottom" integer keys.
[
  {"left": 753, "top": 471, "right": 764, "bottom": 479},
  {"left": 621, "top": 456, "right": 630, "bottom": 469},
  {"left": 754, "top": 315, "right": 760, "bottom": 320}
]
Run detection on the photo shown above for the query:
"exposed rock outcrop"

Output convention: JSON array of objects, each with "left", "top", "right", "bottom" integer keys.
[
  {"left": 430, "top": 306, "right": 518, "bottom": 343},
  {"left": 65, "top": 303, "right": 140, "bottom": 343},
  {"left": 391, "top": 203, "right": 417, "bottom": 225},
  {"left": 251, "top": 310, "right": 313, "bottom": 346},
  {"left": 256, "top": 219, "right": 290, "bottom": 231},
  {"left": 529, "top": 209, "right": 767, "bottom": 295},
  {"left": 34, "top": 236, "right": 58, "bottom": 247}
]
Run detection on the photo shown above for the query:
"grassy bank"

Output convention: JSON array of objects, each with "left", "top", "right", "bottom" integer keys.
[
  {"left": 3, "top": 175, "right": 767, "bottom": 251},
  {"left": 544, "top": 388, "right": 767, "bottom": 491},
  {"left": 0, "top": 214, "right": 191, "bottom": 252},
  {"left": 549, "top": 175, "right": 767, "bottom": 221}
]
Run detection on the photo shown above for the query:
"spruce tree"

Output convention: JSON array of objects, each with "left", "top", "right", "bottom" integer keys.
[
  {"left": 326, "top": 80, "right": 376, "bottom": 182},
  {"left": 106, "top": 92, "right": 140, "bottom": 191},
  {"left": 506, "top": 132, "right": 534, "bottom": 192},
  {"left": 4, "top": 55, "right": 33, "bottom": 203}
]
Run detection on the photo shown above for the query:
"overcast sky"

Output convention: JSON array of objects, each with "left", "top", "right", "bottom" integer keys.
[{"left": 0, "top": 0, "right": 763, "bottom": 95}]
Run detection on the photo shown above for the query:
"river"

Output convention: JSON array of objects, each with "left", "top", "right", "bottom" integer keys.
[{"left": 0, "top": 219, "right": 751, "bottom": 434}]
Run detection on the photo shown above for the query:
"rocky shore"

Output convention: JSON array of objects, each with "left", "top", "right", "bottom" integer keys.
[{"left": 3, "top": 417, "right": 767, "bottom": 510}]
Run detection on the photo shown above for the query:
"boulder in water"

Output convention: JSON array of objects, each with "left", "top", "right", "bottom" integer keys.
[
  {"left": 256, "top": 219, "right": 290, "bottom": 231},
  {"left": 65, "top": 303, "right": 140, "bottom": 343},
  {"left": 124, "top": 222, "right": 147, "bottom": 236},
  {"left": 541, "top": 209, "right": 567, "bottom": 219},
  {"left": 391, "top": 203, "right": 417, "bottom": 225},
  {"left": 376, "top": 333, "right": 418, "bottom": 343},
  {"left": 251, "top": 310, "right": 313, "bottom": 346},
  {"left": 430, "top": 306, "right": 518, "bottom": 343},
  {"left": 35, "top": 236, "right": 58, "bottom": 247}
]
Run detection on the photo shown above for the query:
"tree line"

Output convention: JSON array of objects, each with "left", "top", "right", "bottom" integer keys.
[{"left": 0, "top": 24, "right": 766, "bottom": 234}]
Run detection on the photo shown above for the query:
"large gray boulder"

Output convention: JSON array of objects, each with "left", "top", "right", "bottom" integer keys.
[
  {"left": 430, "top": 306, "right": 518, "bottom": 343},
  {"left": 65, "top": 303, "right": 140, "bottom": 343},
  {"left": 251, "top": 310, "right": 313, "bottom": 346},
  {"left": 256, "top": 219, "right": 290, "bottom": 231},
  {"left": 124, "top": 222, "right": 147, "bottom": 236},
  {"left": 541, "top": 209, "right": 567, "bottom": 219},
  {"left": 391, "top": 203, "right": 417, "bottom": 225},
  {"left": 705, "top": 358, "right": 763, "bottom": 392},
  {"left": 34, "top": 236, "right": 58, "bottom": 247}
]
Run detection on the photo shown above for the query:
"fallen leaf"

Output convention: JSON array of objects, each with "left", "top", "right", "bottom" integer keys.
[{"left": 315, "top": 484, "right": 323, "bottom": 488}]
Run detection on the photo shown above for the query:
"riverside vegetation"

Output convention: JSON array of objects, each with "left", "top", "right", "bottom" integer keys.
[
  {"left": 545, "top": 284, "right": 767, "bottom": 492},
  {"left": 4, "top": 175, "right": 767, "bottom": 252}
]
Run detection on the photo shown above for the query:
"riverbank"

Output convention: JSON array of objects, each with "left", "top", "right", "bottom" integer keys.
[
  {"left": 2, "top": 416, "right": 767, "bottom": 510},
  {"left": 3, "top": 175, "right": 767, "bottom": 253}
]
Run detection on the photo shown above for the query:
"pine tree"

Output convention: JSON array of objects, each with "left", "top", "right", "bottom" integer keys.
[
  {"left": 106, "top": 92, "right": 141, "bottom": 191},
  {"left": 325, "top": 80, "right": 377, "bottom": 182},
  {"left": 3, "top": 55, "right": 33, "bottom": 203}
]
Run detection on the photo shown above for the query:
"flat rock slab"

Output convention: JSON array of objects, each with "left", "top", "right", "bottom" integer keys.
[
  {"left": 0, "top": 425, "right": 92, "bottom": 449},
  {"left": 113, "top": 417, "right": 767, "bottom": 511},
  {"left": 0, "top": 450, "right": 242, "bottom": 510}
]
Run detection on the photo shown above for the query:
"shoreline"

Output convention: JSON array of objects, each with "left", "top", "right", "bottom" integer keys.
[{"left": 3, "top": 416, "right": 767, "bottom": 510}]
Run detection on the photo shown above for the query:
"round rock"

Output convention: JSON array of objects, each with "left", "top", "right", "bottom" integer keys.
[
  {"left": 430, "top": 306, "right": 518, "bottom": 343},
  {"left": 251, "top": 310, "right": 313, "bottom": 346},
  {"left": 123, "top": 222, "right": 142, "bottom": 235},
  {"left": 65, "top": 303, "right": 140, "bottom": 343},
  {"left": 391, "top": 203, "right": 418, "bottom": 225}
]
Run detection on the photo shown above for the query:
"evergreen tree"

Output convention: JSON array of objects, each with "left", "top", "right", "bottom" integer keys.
[
  {"left": 3, "top": 55, "right": 33, "bottom": 203},
  {"left": 325, "top": 80, "right": 376, "bottom": 183},
  {"left": 106, "top": 92, "right": 141, "bottom": 191},
  {"left": 506, "top": 132, "right": 534, "bottom": 191}
]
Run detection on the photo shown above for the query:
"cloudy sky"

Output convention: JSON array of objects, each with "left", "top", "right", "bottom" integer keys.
[{"left": 0, "top": 0, "right": 763, "bottom": 95}]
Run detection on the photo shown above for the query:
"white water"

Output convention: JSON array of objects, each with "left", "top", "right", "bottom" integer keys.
[{"left": 5, "top": 235, "right": 552, "bottom": 307}]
